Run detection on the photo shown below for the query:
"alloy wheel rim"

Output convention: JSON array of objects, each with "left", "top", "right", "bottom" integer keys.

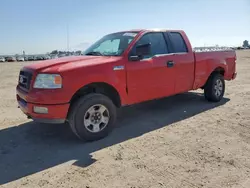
[
  {"left": 84, "top": 104, "right": 110, "bottom": 133},
  {"left": 214, "top": 79, "right": 223, "bottom": 97}
]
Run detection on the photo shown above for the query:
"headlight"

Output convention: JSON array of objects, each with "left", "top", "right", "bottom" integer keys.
[{"left": 34, "top": 74, "right": 62, "bottom": 89}]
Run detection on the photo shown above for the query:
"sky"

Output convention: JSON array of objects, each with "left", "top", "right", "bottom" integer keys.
[{"left": 0, "top": 0, "right": 249, "bottom": 55}]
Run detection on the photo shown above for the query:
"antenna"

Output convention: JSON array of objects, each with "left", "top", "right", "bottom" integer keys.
[{"left": 67, "top": 24, "right": 69, "bottom": 51}]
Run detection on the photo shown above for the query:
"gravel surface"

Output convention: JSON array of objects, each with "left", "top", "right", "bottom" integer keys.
[{"left": 0, "top": 50, "right": 250, "bottom": 188}]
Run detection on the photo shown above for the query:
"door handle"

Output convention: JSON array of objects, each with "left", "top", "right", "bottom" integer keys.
[{"left": 166, "top": 61, "right": 174, "bottom": 68}]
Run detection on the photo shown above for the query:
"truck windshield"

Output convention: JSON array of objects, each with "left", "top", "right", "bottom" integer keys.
[{"left": 83, "top": 32, "right": 138, "bottom": 56}]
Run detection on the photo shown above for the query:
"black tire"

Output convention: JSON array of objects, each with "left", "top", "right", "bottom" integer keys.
[
  {"left": 204, "top": 73, "right": 225, "bottom": 102},
  {"left": 68, "top": 93, "right": 117, "bottom": 141}
]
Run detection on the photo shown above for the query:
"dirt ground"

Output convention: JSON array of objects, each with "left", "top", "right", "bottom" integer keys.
[{"left": 0, "top": 50, "right": 249, "bottom": 188}]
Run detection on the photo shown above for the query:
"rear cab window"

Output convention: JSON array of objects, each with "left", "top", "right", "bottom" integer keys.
[{"left": 167, "top": 32, "right": 188, "bottom": 53}]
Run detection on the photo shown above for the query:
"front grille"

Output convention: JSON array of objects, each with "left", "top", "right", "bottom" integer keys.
[{"left": 18, "top": 70, "right": 33, "bottom": 90}]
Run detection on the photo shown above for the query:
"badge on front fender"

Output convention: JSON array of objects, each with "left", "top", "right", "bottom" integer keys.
[{"left": 113, "top": 66, "right": 124, "bottom": 71}]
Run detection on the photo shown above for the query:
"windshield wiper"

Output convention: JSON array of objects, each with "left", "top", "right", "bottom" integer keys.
[{"left": 85, "top": 51, "right": 103, "bottom": 56}]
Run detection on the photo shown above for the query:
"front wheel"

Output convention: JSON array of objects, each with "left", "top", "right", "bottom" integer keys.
[
  {"left": 204, "top": 73, "right": 225, "bottom": 102},
  {"left": 68, "top": 93, "right": 117, "bottom": 141}
]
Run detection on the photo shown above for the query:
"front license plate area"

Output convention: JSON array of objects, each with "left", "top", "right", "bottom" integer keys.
[{"left": 18, "top": 98, "right": 27, "bottom": 108}]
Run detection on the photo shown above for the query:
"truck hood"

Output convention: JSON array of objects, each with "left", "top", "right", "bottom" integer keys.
[{"left": 24, "top": 56, "right": 121, "bottom": 72}]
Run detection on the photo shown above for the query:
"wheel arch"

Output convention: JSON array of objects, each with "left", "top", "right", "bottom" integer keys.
[
  {"left": 69, "top": 82, "right": 122, "bottom": 109},
  {"left": 201, "top": 67, "right": 225, "bottom": 89},
  {"left": 212, "top": 67, "right": 225, "bottom": 76}
]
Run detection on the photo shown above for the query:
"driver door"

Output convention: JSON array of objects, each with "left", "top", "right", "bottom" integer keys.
[{"left": 126, "top": 32, "right": 176, "bottom": 104}]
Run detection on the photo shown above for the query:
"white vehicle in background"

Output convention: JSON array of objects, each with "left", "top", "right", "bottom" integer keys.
[
  {"left": 0, "top": 57, "right": 5, "bottom": 62},
  {"left": 50, "top": 55, "right": 58, "bottom": 59},
  {"left": 17, "top": 56, "right": 25, "bottom": 61},
  {"left": 44, "top": 55, "right": 51, "bottom": 60},
  {"left": 58, "top": 53, "right": 66, "bottom": 58}
]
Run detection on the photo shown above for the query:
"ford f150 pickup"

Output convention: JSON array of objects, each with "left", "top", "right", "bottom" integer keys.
[{"left": 16, "top": 29, "right": 237, "bottom": 141}]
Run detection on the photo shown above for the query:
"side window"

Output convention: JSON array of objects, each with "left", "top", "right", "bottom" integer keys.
[
  {"left": 131, "top": 32, "right": 168, "bottom": 58},
  {"left": 168, "top": 32, "right": 188, "bottom": 53}
]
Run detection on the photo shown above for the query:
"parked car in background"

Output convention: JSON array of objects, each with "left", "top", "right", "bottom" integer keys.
[
  {"left": 33, "top": 56, "right": 39, "bottom": 61},
  {"left": 50, "top": 55, "right": 58, "bottom": 59},
  {"left": 35, "top": 56, "right": 45, "bottom": 61},
  {"left": 45, "top": 55, "right": 51, "bottom": 60},
  {"left": 58, "top": 54, "right": 66, "bottom": 58},
  {"left": 17, "top": 57, "right": 25, "bottom": 61},
  {"left": 28, "top": 56, "right": 35, "bottom": 61},
  {"left": 6, "top": 56, "right": 16, "bottom": 62},
  {"left": 0, "top": 57, "right": 5, "bottom": 62}
]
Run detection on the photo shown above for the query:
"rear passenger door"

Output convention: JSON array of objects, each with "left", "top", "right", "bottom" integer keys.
[{"left": 165, "top": 32, "right": 195, "bottom": 93}]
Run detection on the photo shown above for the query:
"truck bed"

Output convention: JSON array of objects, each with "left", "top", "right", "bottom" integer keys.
[{"left": 193, "top": 49, "right": 236, "bottom": 89}]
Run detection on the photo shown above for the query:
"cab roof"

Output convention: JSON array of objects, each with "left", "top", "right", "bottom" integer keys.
[{"left": 118, "top": 29, "right": 184, "bottom": 33}]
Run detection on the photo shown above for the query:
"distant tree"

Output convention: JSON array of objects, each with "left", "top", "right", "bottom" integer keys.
[{"left": 243, "top": 40, "right": 249, "bottom": 48}]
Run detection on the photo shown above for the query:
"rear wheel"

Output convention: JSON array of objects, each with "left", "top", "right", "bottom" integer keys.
[
  {"left": 204, "top": 73, "right": 225, "bottom": 102},
  {"left": 68, "top": 93, "right": 117, "bottom": 141}
]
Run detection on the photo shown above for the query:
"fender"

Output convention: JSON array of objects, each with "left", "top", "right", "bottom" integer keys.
[
  {"left": 193, "top": 57, "right": 228, "bottom": 90},
  {"left": 69, "top": 71, "right": 129, "bottom": 106}
]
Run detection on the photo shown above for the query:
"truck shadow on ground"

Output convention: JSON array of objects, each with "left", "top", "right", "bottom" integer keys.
[{"left": 0, "top": 92, "right": 230, "bottom": 185}]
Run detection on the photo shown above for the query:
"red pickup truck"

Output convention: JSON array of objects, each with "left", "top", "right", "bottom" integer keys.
[{"left": 16, "top": 29, "right": 237, "bottom": 141}]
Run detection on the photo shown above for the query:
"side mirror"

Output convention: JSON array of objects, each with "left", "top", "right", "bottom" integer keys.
[
  {"left": 129, "top": 43, "right": 151, "bottom": 61},
  {"left": 136, "top": 43, "right": 151, "bottom": 56}
]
